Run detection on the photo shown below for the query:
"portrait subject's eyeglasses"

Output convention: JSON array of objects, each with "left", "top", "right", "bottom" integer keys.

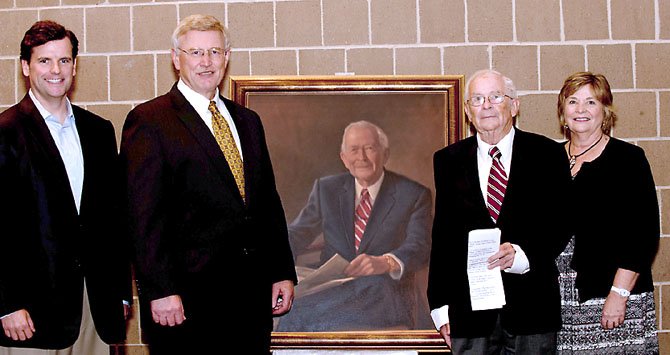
[
  {"left": 467, "top": 94, "right": 514, "bottom": 107},
  {"left": 177, "top": 47, "right": 227, "bottom": 59}
]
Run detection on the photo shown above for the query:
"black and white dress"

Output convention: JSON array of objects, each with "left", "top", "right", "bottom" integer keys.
[
  {"left": 556, "top": 138, "right": 659, "bottom": 354},
  {"left": 557, "top": 236, "right": 658, "bottom": 354}
]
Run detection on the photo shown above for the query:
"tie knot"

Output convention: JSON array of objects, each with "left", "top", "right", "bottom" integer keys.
[
  {"left": 489, "top": 146, "right": 501, "bottom": 160},
  {"left": 208, "top": 101, "right": 218, "bottom": 113},
  {"left": 360, "top": 188, "right": 369, "bottom": 199}
]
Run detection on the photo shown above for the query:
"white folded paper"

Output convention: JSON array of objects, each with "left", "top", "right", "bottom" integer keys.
[{"left": 467, "top": 228, "right": 506, "bottom": 311}]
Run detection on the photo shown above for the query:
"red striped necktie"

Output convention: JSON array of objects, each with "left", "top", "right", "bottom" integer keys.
[
  {"left": 354, "top": 188, "right": 371, "bottom": 252},
  {"left": 486, "top": 146, "right": 508, "bottom": 223}
]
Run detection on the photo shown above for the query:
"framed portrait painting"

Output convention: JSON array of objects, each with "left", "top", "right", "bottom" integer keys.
[{"left": 229, "top": 75, "right": 466, "bottom": 352}]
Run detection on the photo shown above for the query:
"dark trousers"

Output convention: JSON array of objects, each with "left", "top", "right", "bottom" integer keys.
[
  {"left": 451, "top": 315, "right": 556, "bottom": 355},
  {"left": 145, "top": 320, "right": 271, "bottom": 355}
]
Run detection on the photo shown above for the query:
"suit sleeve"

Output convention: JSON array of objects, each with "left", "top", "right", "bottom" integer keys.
[
  {"left": 427, "top": 150, "right": 459, "bottom": 310},
  {"left": 389, "top": 185, "right": 432, "bottom": 273},
  {"left": 0, "top": 127, "right": 36, "bottom": 316},
  {"left": 120, "top": 109, "right": 177, "bottom": 301},
  {"left": 253, "top": 115, "right": 298, "bottom": 285},
  {"left": 95, "top": 119, "right": 134, "bottom": 304},
  {"left": 287, "top": 179, "right": 324, "bottom": 259},
  {"left": 617, "top": 147, "right": 659, "bottom": 272},
  {"left": 517, "top": 141, "right": 573, "bottom": 268}
]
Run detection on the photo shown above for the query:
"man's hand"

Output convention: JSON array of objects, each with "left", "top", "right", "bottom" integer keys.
[
  {"left": 1, "top": 309, "right": 35, "bottom": 341},
  {"left": 487, "top": 242, "right": 516, "bottom": 270},
  {"left": 150, "top": 295, "right": 185, "bottom": 326},
  {"left": 272, "top": 280, "right": 294, "bottom": 316},
  {"left": 344, "top": 254, "right": 388, "bottom": 276},
  {"left": 438, "top": 323, "right": 452, "bottom": 348}
]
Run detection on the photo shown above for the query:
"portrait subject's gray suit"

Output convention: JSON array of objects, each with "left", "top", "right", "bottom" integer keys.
[{"left": 277, "top": 170, "right": 433, "bottom": 331}]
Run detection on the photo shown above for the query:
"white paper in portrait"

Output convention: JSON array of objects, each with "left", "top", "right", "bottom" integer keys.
[
  {"left": 467, "top": 228, "right": 506, "bottom": 311},
  {"left": 293, "top": 253, "right": 356, "bottom": 298}
]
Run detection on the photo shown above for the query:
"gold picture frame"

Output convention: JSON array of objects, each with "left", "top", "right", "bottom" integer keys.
[{"left": 229, "top": 75, "right": 466, "bottom": 352}]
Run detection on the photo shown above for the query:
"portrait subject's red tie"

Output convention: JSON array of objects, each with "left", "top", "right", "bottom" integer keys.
[
  {"left": 486, "top": 146, "right": 508, "bottom": 223},
  {"left": 354, "top": 189, "right": 371, "bottom": 252}
]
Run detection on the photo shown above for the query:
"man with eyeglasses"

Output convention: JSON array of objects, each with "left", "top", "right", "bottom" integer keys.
[
  {"left": 427, "top": 69, "right": 572, "bottom": 354},
  {"left": 120, "top": 14, "right": 297, "bottom": 354}
]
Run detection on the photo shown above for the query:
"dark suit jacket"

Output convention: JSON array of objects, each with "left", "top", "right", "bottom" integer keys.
[
  {"left": 427, "top": 129, "right": 572, "bottom": 338},
  {"left": 0, "top": 94, "right": 131, "bottom": 349},
  {"left": 277, "top": 171, "right": 432, "bottom": 331},
  {"left": 120, "top": 84, "right": 297, "bottom": 347}
]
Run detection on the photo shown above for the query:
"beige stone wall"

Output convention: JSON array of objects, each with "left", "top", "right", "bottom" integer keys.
[{"left": 1, "top": 0, "right": 669, "bottom": 353}]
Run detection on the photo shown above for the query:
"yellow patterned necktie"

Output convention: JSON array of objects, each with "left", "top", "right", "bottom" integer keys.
[{"left": 208, "top": 101, "right": 245, "bottom": 201}]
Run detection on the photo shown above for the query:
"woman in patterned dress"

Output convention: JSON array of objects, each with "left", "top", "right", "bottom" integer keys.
[{"left": 555, "top": 72, "right": 659, "bottom": 354}]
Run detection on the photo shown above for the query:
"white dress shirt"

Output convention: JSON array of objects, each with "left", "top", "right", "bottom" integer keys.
[
  {"left": 30, "top": 89, "right": 84, "bottom": 213},
  {"left": 177, "top": 79, "right": 243, "bottom": 159}
]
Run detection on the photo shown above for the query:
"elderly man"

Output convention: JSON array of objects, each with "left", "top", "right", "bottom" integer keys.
[
  {"left": 427, "top": 69, "right": 572, "bottom": 354},
  {"left": 120, "top": 14, "right": 296, "bottom": 354},
  {"left": 277, "top": 120, "right": 433, "bottom": 331}
]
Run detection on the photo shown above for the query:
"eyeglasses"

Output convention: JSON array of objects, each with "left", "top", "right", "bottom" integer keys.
[
  {"left": 467, "top": 94, "right": 514, "bottom": 107},
  {"left": 177, "top": 47, "right": 226, "bottom": 59}
]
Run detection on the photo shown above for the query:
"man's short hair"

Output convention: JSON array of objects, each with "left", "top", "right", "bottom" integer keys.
[
  {"left": 172, "top": 14, "right": 230, "bottom": 52},
  {"left": 341, "top": 120, "right": 389, "bottom": 152},
  {"left": 465, "top": 69, "right": 517, "bottom": 100},
  {"left": 20, "top": 20, "right": 79, "bottom": 62}
]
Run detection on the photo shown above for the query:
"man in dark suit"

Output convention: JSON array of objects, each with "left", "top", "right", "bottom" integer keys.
[
  {"left": 427, "top": 69, "right": 572, "bottom": 354},
  {"left": 277, "top": 121, "right": 433, "bottom": 331},
  {"left": 0, "top": 21, "right": 131, "bottom": 354},
  {"left": 120, "top": 14, "right": 296, "bottom": 354}
]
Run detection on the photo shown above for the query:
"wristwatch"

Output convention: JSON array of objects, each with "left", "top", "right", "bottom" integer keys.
[{"left": 611, "top": 286, "right": 631, "bottom": 297}]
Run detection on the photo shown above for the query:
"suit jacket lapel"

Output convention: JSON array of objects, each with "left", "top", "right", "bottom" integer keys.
[
  {"left": 463, "top": 137, "right": 494, "bottom": 226},
  {"left": 18, "top": 95, "right": 79, "bottom": 215},
  {"left": 168, "top": 86, "right": 244, "bottom": 206},
  {"left": 498, "top": 129, "right": 525, "bottom": 222},
  {"left": 338, "top": 177, "right": 357, "bottom": 253},
  {"left": 223, "top": 97, "right": 252, "bottom": 200}
]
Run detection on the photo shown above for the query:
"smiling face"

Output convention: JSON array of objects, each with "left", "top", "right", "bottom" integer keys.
[
  {"left": 562, "top": 84, "right": 605, "bottom": 137},
  {"left": 340, "top": 125, "right": 389, "bottom": 187},
  {"left": 172, "top": 30, "right": 229, "bottom": 100},
  {"left": 21, "top": 38, "right": 75, "bottom": 107},
  {"left": 465, "top": 72, "right": 519, "bottom": 144}
]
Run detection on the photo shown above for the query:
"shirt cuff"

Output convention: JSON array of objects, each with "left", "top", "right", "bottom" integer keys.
[
  {"left": 384, "top": 253, "right": 404, "bottom": 280},
  {"left": 504, "top": 243, "right": 530, "bottom": 274},
  {"left": 1, "top": 310, "right": 19, "bottom": 320},
  {"left": 430, "top": 305, "right": 450, "bottom": 330}
]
